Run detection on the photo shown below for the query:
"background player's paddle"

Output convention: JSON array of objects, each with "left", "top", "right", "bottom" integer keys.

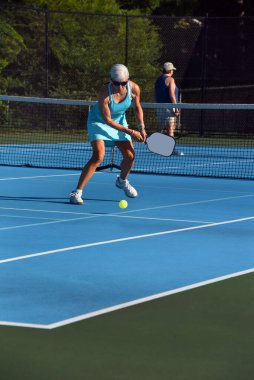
[{"left": 146, "top": 132, "right": 175, "bottom": 156}]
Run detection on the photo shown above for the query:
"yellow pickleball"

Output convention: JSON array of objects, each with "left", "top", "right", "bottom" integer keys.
[{"left": 119, "top": 200, "right": 128, "bottom": 209}]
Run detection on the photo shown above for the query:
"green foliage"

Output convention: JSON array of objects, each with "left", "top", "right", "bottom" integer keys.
[
  {"left": 0, "top": 17, "right": 26, "bottom": 92},
  {"left": 47, "top": 12, "right": 162, "bottom": 98},
  {"left": 151, "top": 0, "right": 201, "bottom": 16},
  {"left": 0, "top": 0, "right": 162, "bottom": 99},
  {"left": 117, "top": 0, "right": 160, "bottom": 14},
  {"left": 25, "top": 0, "right": 122, "bottom": 13},
  {"left": 0, "top": 20, "right": 25, "bottom": 61}
]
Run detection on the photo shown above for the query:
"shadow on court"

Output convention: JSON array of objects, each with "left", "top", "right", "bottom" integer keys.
[{"left": 0, "top": 196, "right": 119, "bottom": 205}]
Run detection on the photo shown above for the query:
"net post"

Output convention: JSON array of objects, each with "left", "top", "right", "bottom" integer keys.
[
  {"left": 110, "top": 146, "right": 116, "bottom": 171},
  {"left": 177, "top": 91, "right": 182, "bottom": 136}
]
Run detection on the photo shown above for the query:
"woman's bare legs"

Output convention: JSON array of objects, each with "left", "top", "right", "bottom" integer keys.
[
  {"left": 76, "top": 140, "right": 105, "bottom": 190},
  {"left": 115, "top": 140, "right": 137, "bottom": 197},
  {"left": 70, "top": 140, "right": 105, "bottom": 204},
  {"left": 71, "top": 140, "right": 137, "bottom": 203},
  {"left": 115, "top": 140, "right": 135, "bottom": 180}
]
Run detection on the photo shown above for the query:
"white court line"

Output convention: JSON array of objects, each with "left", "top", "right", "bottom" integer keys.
[
  {"left": 0, "top": 173, "right": 80, "bottom": 181},
  {"left": 159, "top": 158, "right": 254, "bottom": 171},
  {"left": 1, "top": 170, "right": 253, "bottom": 196},
  {"left": 0, "top": 213, "right": 211, "bottom": 231},
  {"left": 0, "top": 214, "right": 101, "bottom": 231},
  {"left": 0, "top": 206, "right": 92, "bottom": 215},
  {"left": 1, "top": 215, "right": 254, "bottom": 265},
  {"left": 0, "top": 193, "right": 253, "bottom": 217},
  {"left": 108, "top": 215, "right": 212, "bottom": 224},
  {"left": 0, "top": 321, "right": 49, "bottom": 329},
  {"left": 135, "top": 183, "right": 254, "bottom": 195},
  {"left": 49, "top": 268, "right": 254, "bottom": 330},
  {"left": 0, "top": 171, "right": 106, "bottom": 182},
  {"left": 0, "top": 214, "right": 61, "bottom": 221},
  {"left": 0, "top": 193, "right": 253, "bottom": 231},
  {"left": 0, "top": 268, "right": 253, "bottom": 330},
  {"left": 121, "top": 194, "right": 254, "bottom": 214}
]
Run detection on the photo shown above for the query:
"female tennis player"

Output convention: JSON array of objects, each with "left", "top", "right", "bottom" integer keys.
[{"left": 70, "top": 64, "right": 147, "bottom": 205}]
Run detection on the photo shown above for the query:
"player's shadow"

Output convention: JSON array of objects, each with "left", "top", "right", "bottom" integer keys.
[
  {"left": 0, "top": 196, "right": 118, "bottom": 205},
  {"left": 85, "top": 197, "right": 118, "bottom": 203},
  {"left": 0, "top": 195, "right": 70, "bottom": 204}
]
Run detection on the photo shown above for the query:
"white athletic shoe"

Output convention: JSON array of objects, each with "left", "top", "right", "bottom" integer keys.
[
  {"left": 116, "top": 176, "right": 138, "bottom": 198},
  {"left": 70, "top": 190, "right": 84, "bottom": 205}
]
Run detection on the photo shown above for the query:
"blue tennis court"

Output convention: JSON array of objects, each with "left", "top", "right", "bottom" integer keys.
[{"left": 0, "top": 166, "right": 253, "bottom": 329}]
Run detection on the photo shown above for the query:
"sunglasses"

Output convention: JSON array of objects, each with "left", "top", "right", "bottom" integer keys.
[{"left": 112, "top": 80, "right": 128, "bottom": 86}]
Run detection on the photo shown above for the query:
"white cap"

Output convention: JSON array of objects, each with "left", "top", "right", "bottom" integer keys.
[
  {"left": 110, "top": 64, "right": 129, "bottom": 81},
  {"left": 163, "top": 62, "right": 176, "bottom": 71}
]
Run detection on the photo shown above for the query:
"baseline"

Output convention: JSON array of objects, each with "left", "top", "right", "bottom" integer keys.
[{"left": 0, "top": 268, "right": 252, "bottom": 330}]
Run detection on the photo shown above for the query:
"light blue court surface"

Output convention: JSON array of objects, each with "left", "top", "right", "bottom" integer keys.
[{"left": 0, "top": 166, "right": 253, "bottom": 328}]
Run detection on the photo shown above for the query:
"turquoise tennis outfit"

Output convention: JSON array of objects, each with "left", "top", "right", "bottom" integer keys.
[{"left": 88, "top": 82, "right": 132, "bottom": 142}]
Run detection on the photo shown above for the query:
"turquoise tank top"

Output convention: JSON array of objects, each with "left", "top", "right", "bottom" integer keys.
[{"left": 88, "top": 82, "right": 132, "bottom": 142}]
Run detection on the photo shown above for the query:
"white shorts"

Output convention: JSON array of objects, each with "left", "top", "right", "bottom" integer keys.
[{"left": 156, "top": 108, "right": 176, "bottom": 130}]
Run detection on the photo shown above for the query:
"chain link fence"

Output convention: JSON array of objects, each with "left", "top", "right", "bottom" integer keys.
[{"left": 1, "top": 3, "right": 254, "bottom": 103}]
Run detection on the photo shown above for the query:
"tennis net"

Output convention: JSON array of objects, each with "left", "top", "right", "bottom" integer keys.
[{"left": 1, "top": 95, "right": 254, "bottom": 179}]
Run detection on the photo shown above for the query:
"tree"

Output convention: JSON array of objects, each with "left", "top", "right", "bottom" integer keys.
[
  {"left": 0, "top": 0, "right": 162, "bottom": 99},
  {"left": 116, "top": 0, "right": 160, "bottom": 14},
  {"left": 151, "top": 0, "right": 200, "bottom": 16},
  {"left": 0, "top": 15, "right": 26, "bottom": 93}
]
